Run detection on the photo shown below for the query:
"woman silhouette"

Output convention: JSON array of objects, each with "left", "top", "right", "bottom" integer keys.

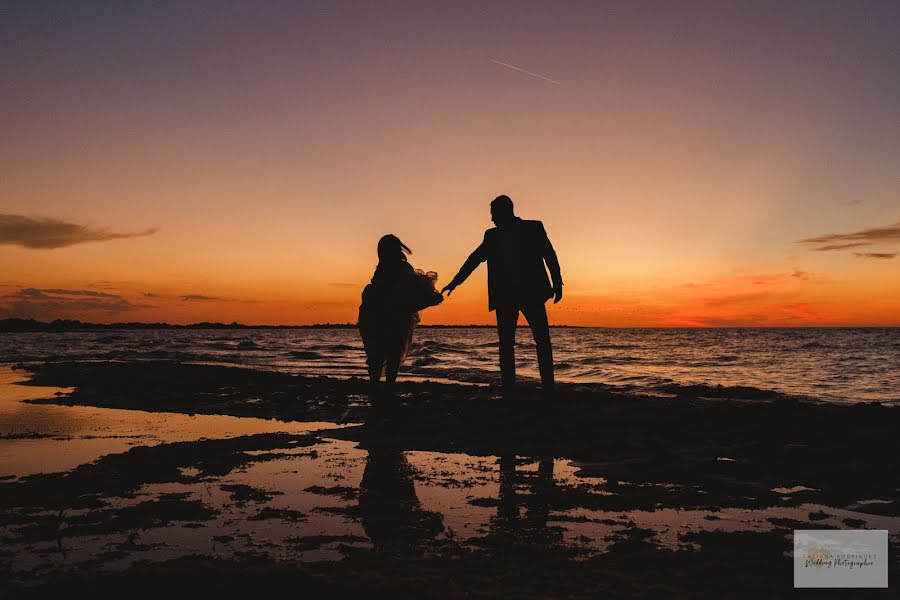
[{"left": 358, "top": 235, "right": 442, "bottom": 407}]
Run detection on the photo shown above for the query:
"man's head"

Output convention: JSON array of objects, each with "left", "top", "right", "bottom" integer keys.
[{"left": 490, "top": 195, "right": 515, "bottom": 226}]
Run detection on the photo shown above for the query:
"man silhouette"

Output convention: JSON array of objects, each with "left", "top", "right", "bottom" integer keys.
[{"left": 441, "top": 195, "right": 562, "bottom": 395}]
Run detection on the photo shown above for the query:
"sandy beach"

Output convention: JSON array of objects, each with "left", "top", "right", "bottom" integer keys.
[{"left": 1, "top": 360, "right": 897, "bottom": 598}]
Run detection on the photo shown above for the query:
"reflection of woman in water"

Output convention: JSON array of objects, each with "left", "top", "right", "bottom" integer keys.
[
  {"left": 358, "top": 447, "right": 444, "bottom": 553},
  {"left": 358, "top": 235, "right": 442, "bottom": 406}
]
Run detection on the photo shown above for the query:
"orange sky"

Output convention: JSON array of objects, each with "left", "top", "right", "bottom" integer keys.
[{"left": 1, "top": 2, "right": 899, "bottom": 326}]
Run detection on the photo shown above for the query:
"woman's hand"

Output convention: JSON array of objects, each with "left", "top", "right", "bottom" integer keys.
[{"left": 441, "top": 283, "right": 457, "bottom": 297}]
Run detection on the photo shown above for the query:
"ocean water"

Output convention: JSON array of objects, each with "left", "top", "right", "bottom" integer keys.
[{"left": 1, "top": 327, "right": 898, "bottom": 404}]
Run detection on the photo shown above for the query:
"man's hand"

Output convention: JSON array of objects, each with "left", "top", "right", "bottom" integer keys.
[
  {"left": 441, "top": 283, "right": 457, "bottom": 297},
  {"left": 553, "top": 285, "right": 563, "bottom": 304}
]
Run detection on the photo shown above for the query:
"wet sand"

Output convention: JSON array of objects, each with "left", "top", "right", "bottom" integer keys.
[{"left": 1, "top": 361, "right": 898, "bottom": 598}]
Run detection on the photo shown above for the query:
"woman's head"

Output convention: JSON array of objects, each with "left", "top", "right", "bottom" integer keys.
[{"left": 377, "top": 234, "right": 411, "bottom": 263}]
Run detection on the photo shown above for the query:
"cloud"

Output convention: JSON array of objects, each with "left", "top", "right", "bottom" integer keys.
[
  {"left": 701, "top": 292, "right": 771, "bottom": 307},
  {"left": 0, "top": 214, "right": 158, "bottom": 249},
  {"left": 799, "top": 219, "right": 900, "bottom": 252},
  {"left": 1, "top": 288, "right": 154, "bottom": 319},
  {"left": 180, "top": 294, "right": 224, "bottom": 302},
  {"left": 19, "top": 288, "right": 123, "bottom": 299},
  {"left": 301, "top": 300, "right": 354, "bottom": 309},
  {"left": 780, "top": 303, "right": 821, "bottom": 319},
  {"left": 88, "top": 280, "right": 134, "bottom": 290},
  {"left": 664, "top": 300, "right": 826, "bottom": 327},
  {"left": 810, "top": 242, "right": 871, "bottom": 252},
  {"left": 689, "top": 269, "right": 823, "bottom": 291},
  {"left": 139, "top": 292, "right": 260, "bottom": 304},
  {"left": 489, "top": 59, "right": 560, "bottom": 85},
  {"left": 842, "top": 199, "right": 863, "bottom": 206},
  {"left": 854, "top": 252, "right": 897, "bottom": 259}
]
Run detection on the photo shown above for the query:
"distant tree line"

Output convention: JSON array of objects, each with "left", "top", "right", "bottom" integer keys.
[{"left": 0, "top": 318, "right": 573, "bottom": 332}]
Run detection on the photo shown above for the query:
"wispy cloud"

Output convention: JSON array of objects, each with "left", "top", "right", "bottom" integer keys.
[
  {"left": 0, "top": 214, "right": 158, "bottom": 249},
  {"left": 854, "top": 252, "right": 897, "bottom": 259},
  {"left": 87, "top": 280, "right": 134, "bottom": 290},
  {"left": 28, "top": 288, "right": 123, "bottom": 299},
  {"left": 688, "top": 269, "right": 824, "bottom": 291},
  {"left": 1, "top": 288, "right": 154, "bottom": 319},
  {"left": 799, "top": 219, "right": 900, "bottom": 252},
  {"left": 180, "top": 294, "right": 225, "bottom": 302},
  {"left": 300, "top": 300, "right": 354, "bottom": 310},
  {"left": 811, "top": 242, "right": 871, "bottom": 252},
  {"left": 135, "top": 292, "right": 259, "bottom": 304},
  {"left": 701, "top": 291, "right": 771, "bottom": 307},
  {"left": 489, "top": 59, "right": 560, "bottom": 85},
  {"left": 658, "top": 267, "right": 831, "bottom": 326}
]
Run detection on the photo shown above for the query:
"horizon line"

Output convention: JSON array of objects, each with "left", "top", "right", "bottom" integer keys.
[{"left": 1, "top": 318, "right": 898, "bottom": 330}]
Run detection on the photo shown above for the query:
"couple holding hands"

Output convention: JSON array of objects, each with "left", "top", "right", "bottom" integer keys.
[{"left": 358, "top": 194, "right": 563, "bottom": 406}]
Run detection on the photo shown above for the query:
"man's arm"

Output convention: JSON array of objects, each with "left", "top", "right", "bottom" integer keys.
[
  {"left": 539, "top": 223, "right": 563, "bottom": 303},
  {"left": 441, "top": 235, "right": 488, "bottom": 296}
]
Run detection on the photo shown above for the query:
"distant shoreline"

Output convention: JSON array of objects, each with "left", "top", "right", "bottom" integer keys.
[
  {"left": 0, "top": 318, "right": 532, "bottom": 332},
  {"left": 0, "top": 318, "right": 896, "bottom": 332}
]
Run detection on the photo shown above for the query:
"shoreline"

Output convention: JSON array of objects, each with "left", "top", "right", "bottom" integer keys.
[
  {"left": 3, "top": 318, "right": 899, "bottom": 332},
  {"left": 2, "top": 359, "right": 898, "bottom": 598},
  {"left": 13, "top": 360, "right": 900, "bottom": 509}
]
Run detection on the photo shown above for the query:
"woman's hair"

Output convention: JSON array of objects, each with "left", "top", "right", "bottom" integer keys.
[{"left": 377, "top": 234, "right": 412, "bottom": 263}]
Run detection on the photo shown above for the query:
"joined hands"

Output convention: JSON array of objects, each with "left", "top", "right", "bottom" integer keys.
[{"left": 442, "top": 283, "right": 562, "bottom": 303}]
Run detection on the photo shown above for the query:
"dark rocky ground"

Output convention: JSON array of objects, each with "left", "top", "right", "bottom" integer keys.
[{"left": 2, "top": 360, "right": 897, "bottom": 598}]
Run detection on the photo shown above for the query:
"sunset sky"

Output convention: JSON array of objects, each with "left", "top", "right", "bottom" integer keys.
[{"left": 2, "top": 1, "right": 899, "bottom": 326}]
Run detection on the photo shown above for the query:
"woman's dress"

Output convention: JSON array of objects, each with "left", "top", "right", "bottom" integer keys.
[{"left": 358, "top": 261, "right": 442, "bottom": 378}]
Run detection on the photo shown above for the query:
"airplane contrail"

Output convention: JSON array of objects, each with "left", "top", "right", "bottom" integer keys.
[{"left": 489, "top": 59, "right": 560, "bottom": 85}]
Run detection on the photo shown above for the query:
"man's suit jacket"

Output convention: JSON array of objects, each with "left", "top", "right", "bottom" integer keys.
[{"left": 449, "top": 217, "right": 562, "bottom": 311}]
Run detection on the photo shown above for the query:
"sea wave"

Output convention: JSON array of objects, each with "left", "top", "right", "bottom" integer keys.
[
  {"left": 288, "top": 350, "right": 323, "bottom": 359},
  {"left": 2, "top": 327, "right": 898, "bottom": 405}
]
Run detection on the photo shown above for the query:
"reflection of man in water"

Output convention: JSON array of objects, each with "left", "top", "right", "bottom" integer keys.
[
  {"left": 358, "top": 446, "right": 443, "bottom": 553},
  {"left": 442, "top": 195, "right": 563, "bottom": 395},
  {"left": 488, "top": 455, "right": 561, "bottom": 549}
]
